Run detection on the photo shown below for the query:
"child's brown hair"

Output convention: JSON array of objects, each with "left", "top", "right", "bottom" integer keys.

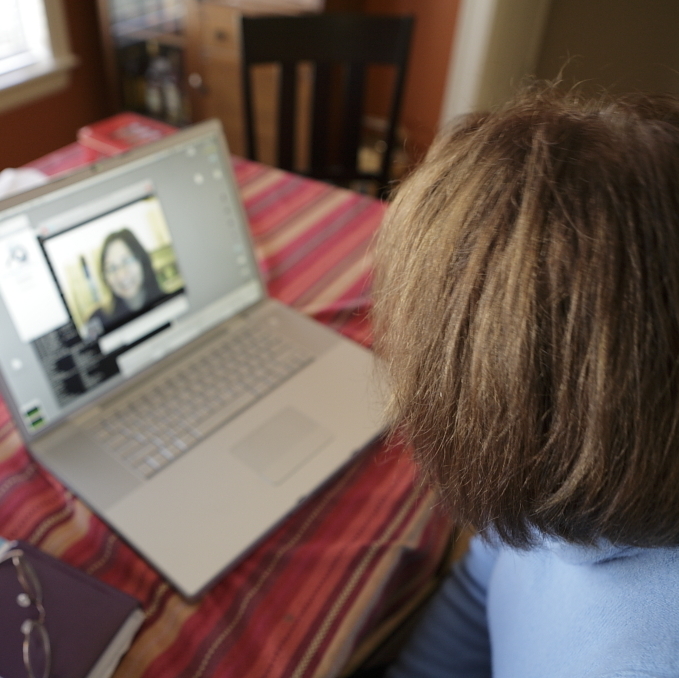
[{"left": 373, "top": 86, "right": 679, "bottom": 547}]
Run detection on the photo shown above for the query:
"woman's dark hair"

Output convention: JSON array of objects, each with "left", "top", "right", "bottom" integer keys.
[
  {"left": 373, "top": 85, "right": 679, "bottom": 548},
  {"left": 100, "top": 227, "right": 162, "bottom": 301}
]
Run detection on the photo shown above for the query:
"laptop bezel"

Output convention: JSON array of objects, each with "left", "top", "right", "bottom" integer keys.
[{"left": 0, "top": 120, "right": 270, "bottom": 444}]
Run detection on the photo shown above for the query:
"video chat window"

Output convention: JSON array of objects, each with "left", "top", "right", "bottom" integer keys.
[{"left": 42, "top": 195, "right": 186, "bottom": 343}]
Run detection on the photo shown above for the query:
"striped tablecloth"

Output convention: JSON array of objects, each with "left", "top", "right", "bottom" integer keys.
[{"left": 1, "top": 151, "right": 453, "bottom": 677}]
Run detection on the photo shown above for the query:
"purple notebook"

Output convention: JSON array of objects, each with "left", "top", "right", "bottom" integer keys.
[{"left": 0, "top": 540, "right": 143, "bottom": 678}]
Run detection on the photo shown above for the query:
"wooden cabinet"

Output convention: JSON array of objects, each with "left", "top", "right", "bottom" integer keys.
[
  {"left": 96, "top": 0, "right": 321, "bottom": 160},
  {"left": 185, "top": 3, "right": 245, "bottom": 153}
]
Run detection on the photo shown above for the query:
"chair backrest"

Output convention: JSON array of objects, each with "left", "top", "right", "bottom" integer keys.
[{"left": 241, "top": 13, "right": 414, "bottom": 191}]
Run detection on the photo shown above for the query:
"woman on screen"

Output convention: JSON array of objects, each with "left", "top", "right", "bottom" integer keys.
[{"left": 86, "top": 228, "right": 163, "bottom": 339}]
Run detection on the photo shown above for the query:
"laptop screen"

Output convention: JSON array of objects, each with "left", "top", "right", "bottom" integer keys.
[{"left": 0, "top": 124, "right": 264, "bottom": 438}]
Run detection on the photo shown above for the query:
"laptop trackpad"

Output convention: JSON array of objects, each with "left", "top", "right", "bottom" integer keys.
[{"left": 231, "top": 408, "right": 333, "bottom": 485}]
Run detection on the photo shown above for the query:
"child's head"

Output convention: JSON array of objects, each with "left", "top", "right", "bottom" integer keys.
[{"left": 373, "top": 86, "right": 679, "bottom": 547}]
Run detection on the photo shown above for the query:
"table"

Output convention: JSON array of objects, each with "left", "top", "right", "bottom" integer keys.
[{"left": 1, "top": 135, "right": 454, "bottom": 678}]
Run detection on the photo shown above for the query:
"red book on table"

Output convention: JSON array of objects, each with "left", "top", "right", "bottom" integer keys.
[{"left": 77, "top": 112, "right": 177, "bottom": 156}]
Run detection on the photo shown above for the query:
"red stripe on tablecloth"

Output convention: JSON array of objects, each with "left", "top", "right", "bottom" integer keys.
[
  {"left": 60, "top": 516, "right": 165, "bottom": 605},
  {"left": 291, "top": 462, "right": 438, "bottom": 674},
  {"left": 245, "top": 459, "right": 420, "bottom": 676},
  {"left": 259, "top": 195, "right": 374, "bottom": 278},
  {"left": 232, "top": 159, "right": 384, "bottom": 345},
  {"left": 353, "top": 502, "right": 449, "bottom": 634},
  {"left": 244, "top": 175, "right": 331, "bottom": 230},
  {"left": 0, "top": 457, "right": 72, "bottom": 543},
  {"left": 137, "top": 444, "right": 447, "bottom": 678},
  {"left": 0, "top": 400, "right": 16, "bottom": 443},
  {"left": 249, "top": 190, "right": 353, "bottom": 271},
  {"left": 320, "top": 310, "right": 373, "bottom": 347},
  {"left": 232, "top": 156, "right": 288, "bottom": 190},
  {"left": 235, "top": 163, "right": 382, "bottom": 348},
  {"left": 141, "top": 447, "right": 361, "bottom": 676},
  {"left": 267, "top": 204, "right": 380, "bottom": 308},
  {"left": 139, "top": 449, "right": 370, "bottom": 678},
  {"left": 286, "top": 234, "right": 373, "bottom": 313},
  {"left": 248, "top": 182, "right": 347, "bottom": 241},
  {"left": 231, "top": 156, "right": 264, "bottom": 185},
  {"left": 276, "top": 489, "right": 426, "bottom": 677}
]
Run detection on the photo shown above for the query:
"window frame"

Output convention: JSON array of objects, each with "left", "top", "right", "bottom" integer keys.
[{"left": 0, "top": 0, "right": 78, "bottom": 114}]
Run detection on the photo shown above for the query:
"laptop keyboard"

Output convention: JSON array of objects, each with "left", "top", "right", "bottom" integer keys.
[{"left": 88, "top": 323, "right": 313, "bottom": 479}]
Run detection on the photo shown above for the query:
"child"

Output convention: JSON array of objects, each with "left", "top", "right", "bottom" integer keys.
[{"left": 373, "top": 87, "right": 679, "bottom": 677}]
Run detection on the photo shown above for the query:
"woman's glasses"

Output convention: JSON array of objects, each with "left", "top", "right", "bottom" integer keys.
[
  {"left": 0, "top": 546, "right": 51, "bottom": 678},
  {"left": 103, "top": 255, "right": 140, "bottom": 277}
]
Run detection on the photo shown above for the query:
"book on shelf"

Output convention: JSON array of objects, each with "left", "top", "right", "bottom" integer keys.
[
  {"left": 77, "top": 112, "right": 177, "bottom": 156},
  {"left": 0, "top": 538, "right": 144, "bottom": 678}
]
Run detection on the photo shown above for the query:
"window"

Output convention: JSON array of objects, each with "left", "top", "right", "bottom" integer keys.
[{"left": 0, "top": 0, "right": 77, "bottom": 113}]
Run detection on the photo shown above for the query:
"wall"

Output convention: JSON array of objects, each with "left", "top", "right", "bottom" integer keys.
[
  {"left": 438, "top": 0, "right": 551, "bottom": 124},
  {"left": 0, "top": 0, "right": 109, "bottom": 169},
  {"left": 473, "top": 0, "right": 551, "bottom": 110},
  {"left": 536, "top": 0, "right": 679, "bottom": 95}
]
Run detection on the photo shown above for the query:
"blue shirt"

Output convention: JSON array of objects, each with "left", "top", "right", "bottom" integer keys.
[{"left": 388, "top": 534, "right": 679, "bottom": 677}]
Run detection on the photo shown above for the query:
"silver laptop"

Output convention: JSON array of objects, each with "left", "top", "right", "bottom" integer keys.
[{"left": 0, "top": 121, "right": 383, "bottom": 598}]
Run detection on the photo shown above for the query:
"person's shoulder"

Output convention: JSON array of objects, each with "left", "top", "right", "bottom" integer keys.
[{"left": 489, "top": 542, "right": 679, "bottom": 678}]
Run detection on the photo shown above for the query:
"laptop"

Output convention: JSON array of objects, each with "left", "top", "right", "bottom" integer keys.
[{"left": 0, "top": 120, "right": 383, "bottom": 598}]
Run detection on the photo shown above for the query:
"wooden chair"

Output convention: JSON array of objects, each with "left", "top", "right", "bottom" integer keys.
[{"left": 241, "top": 13, "right": 414, "bottom": 195}]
